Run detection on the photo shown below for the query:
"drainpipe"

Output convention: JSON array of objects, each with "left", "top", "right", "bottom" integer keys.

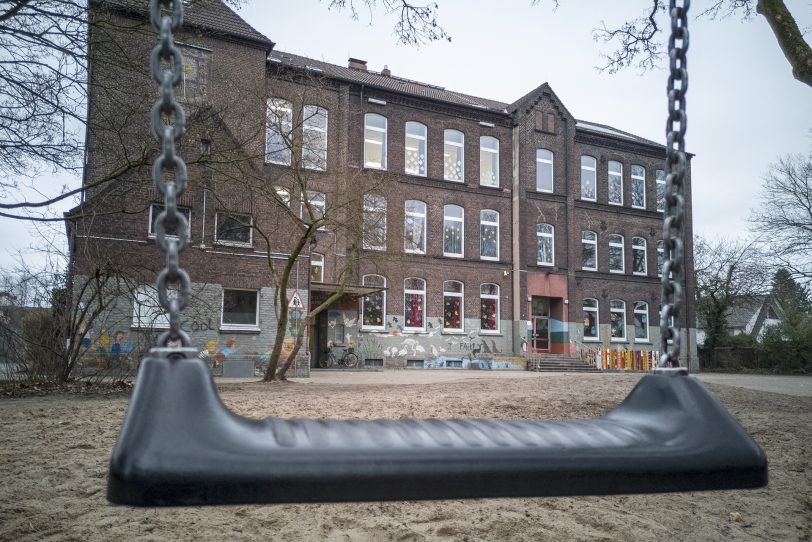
[{"left": 512, "top": 124, "right": 521, "bottom": 355}]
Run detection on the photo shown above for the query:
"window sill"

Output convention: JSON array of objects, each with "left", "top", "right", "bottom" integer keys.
[
  {"left": 441, "top": 330, "right": 466, "bottom": 335},
  {"left": 583, "top": 338, "right": 601, "bottom": 343},
  {"left": 479, "top": 184, "right": 501, "bottom": 190},
  {"left": 536, "top": 189, "right": 554, "bottom": 194},
  {"left": 363, "top": 165, "right": 387, "bottom": 171},
  {"left": 443, "top": 178, "right": 465, "bottom": 184},
  {"left": 215, "top": 241, "right": 253, "bottom": 249},
  {"left": 405, "top": 171, "right": 427, "bottom": 178},
  {"left": 581, "top": 197, "right": 597, "bottom": 203},
  {"left": 220, "top": 326, "right": 261, "bottom": 334},
  {"left": 608, "top": 202, "right": 624, "bottom": 207},
  {"left": 443, "top": 253, "right": 464, "bottom": 259},
  {"left": 265, "top": 159, "right": 292, "bottom": 167},
  {"left": 360, "top": 327, "right": 386, "bottom": 333},
  {"left": 405, "top": 250, "right": 426, "bottom": 256},
  {"left": 402, "top": 329, "right": 426, "bottom": 334},
  {"left": 479, "top": 331, "right": 502, "bottom": 336},
  {"left": 632, "top": 205, "right": 646, "bottom": 210},
  {"left": 610, "top": 339, "right": 628, "bottom": 343},
  {"left": 536, "top": 262, "right": 554, "bottom": 267},
  {"left": 632, "top": 272, "right": 648, "bottom": 277},
  {"left": 582, "top": 268, "right": 598, "bottom": 272},
  {"left": 609, "top": 270, "right": 625, "bottom": 274},
  {"left": 635, "top": 339, "right": 651, "bottom": 344},
  {"left": 480, "top": 256, "right": 500, "bottom": 262}
]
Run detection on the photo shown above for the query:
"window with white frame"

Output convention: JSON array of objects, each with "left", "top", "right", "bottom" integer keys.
[
  {"left": 302, "top": 105, "right": 328, "bottom": 170},
  {"left": 221, "top": 289, "right": 259, "bottom": 329},
  {"left": 608, "top": 234, "right": 625, "bottom": 273},
  {"left": 149, "top": 204, "right": 190, "bottom": 239},
  {"left": 631, "top": 165, "right": 646, "bottom": 208},
  {"left": 443, "top": 280, "right": 464, "bottom": 332},
  {"left": 480, "top": 283, "right": 500, "bottom": 333},
  {"left": 266, "top": 98, "right": 292, "bottom": 165},
  {"left": 361, "top": 274, "right": 386, "bottom": 330},
  {"left": 536, "top": 149, "right": 553, "bottom": 192},
  {"left": 215, "top": 212, "right": 252, "bottom": 246},
  {"left": 404, "top": 278, "right": 426, "bottom": 331},
  {"left": 301, "top": 191, "right": 326, "bottom": 226},
  {"left": 404, "top": 200, "right": 426, "bottom": 254},
  {"left": 536, "top": 223, "right": 554, "bottom": 266},
  {"left": 610, "top": 299, "right": 626, "bottom": 340},
  {"left": 132, "top": 285, "right": 171, "bottom": 329},
  {"left": 405, "top": 121, "right": 427, "bottom": 176},
  {"left": 479, "top": 209, "right": 499, "bottom": 261},
  {"left": 634, "top": 301, "right": 649, "bottom": 341},
  {"left": 443, "top": 129, "right": 464, "bottom": 181},
  {"left": 363, "top": 194, "right": 387, "bottom": 250},
  {"left": 608, "top": 160, "right": 623, "bottom": 205},
  {"left": 479, "top": 136, "right": 499, "bottom": 187},
  {"left": 657, "top": 240, "right": 665, "bottom": 276},
  {"left": 656, "top": 169, "right": 666, "bottom": 212},
  {"left": 364, "top": 113, "right": 387, "bottom": 169},
  {"left": 274, "top": 186, "right": 291, "bottom": 207},
  {"left": 582, "top": 230, "right": 597, "bottom": 271},
  {"left": 443, "top": 204, "right": 464, "bottom": 257},
  {"left": 310, "top": 253, "right": 324, "bottom": 283},
  {"left": 581, "top": 155, "right": 597, "bottom": 201},
  {"left": 632, "top": 237, "right": 647, "bottom": 275},
  {"left": 583, "top": 298, "right": 599, "bottom": 340}
]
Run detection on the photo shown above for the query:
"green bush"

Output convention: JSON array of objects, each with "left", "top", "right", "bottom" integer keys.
[{"left": 758, "top": 309, "right": 812, "bottom": 373}]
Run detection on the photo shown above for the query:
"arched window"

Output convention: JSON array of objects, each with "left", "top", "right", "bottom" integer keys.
[
  {"left": 363, "top": 194, "right": 387, "bottom": 250},
  {"left": 583, "top": 298, "right": 599, "bottom": 340},
  {"left": 405, "top": 121, "right": 427, "bottom": 176},
  {"left": 361, "top": 275, "right": 386, "bottom": 330},
  {"left": 266, "top": 98, "right": 292, "bottom": 165},
  {"left": 302, "top": 105, "right": 328, "bottom": 170},
  {"left": 364, "top": 113, "right": 387, "bottom": 169},
  {"left": 444, "top": 129, "right": 464, "bottom": 181},
  {"left": 536, "top": 223, "right": 554, "bottom": 266},
  {"left": 608, "top": 160, "right": 623, "bottom": 205},
  {"left": 582, "top": 230, "right": 597, "bottom": 271},
  {"left": 404, "top": 278, "right": 426, "bottom": 331},
  {"left": 581, "top": 155, "right": 596, "bottom": 201},
  {"left": 608, "top": 234, "right": 625, "bottom": 273},
  {"left": 480, "top": 136, "right": 499, "bottom": 187},
  {"left": 634, "top": 301, "right": 649, "bottom": 341},
  {"left": 404, "top": 200, "right": 426, "bottom": 254},
  {"left": 443, "top": 280, "right": 464, "bottom": 332},
  {"left": 480, "top": 283, "right": 500, "bottom": 333},
  {"left": 443, "top": 204, "right": 464, "bottom": 257},
  {"left": 310, "top": 253, "right": 324, "bottom": 283},
  {"left": 632, "top": 237, "right": 647, "bottom": 275},
  {"left": 536, "top": 149, "right": 553, "bottom": 192},
  {"left": 631, "top": 165, "right": 646, "bottom": 208},
  {"left": 480, "top": 209, "right": 499, "bottom": 261},
  {"left": 610, "top": 300, "right": 626, "bottom": 340}
]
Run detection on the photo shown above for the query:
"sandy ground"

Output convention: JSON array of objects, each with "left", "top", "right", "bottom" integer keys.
[{"left": 0, "top": 372, "right": 809, "bottom": 542}]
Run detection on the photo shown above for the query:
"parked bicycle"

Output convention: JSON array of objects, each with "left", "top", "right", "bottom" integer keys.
[{"left": 318, "top": 341, "right": 359, "bottom": 368}]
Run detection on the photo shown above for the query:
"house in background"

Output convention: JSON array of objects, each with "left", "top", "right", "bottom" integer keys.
[{"left": 696, "top": 295, "right": 784, "bottom": 346}]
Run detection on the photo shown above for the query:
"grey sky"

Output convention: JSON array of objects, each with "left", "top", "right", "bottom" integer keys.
[{"left": 1, "top": 0, "right": 810, "bottom": 269}]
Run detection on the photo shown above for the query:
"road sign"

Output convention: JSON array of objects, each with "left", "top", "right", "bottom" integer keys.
[{"left": 288, "top": 290, "right": 304, "bottom": 310}]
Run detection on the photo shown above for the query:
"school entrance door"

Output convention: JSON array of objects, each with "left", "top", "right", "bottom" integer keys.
[{"left": 531, "top": 297, "right": 550, "bottom": 353}]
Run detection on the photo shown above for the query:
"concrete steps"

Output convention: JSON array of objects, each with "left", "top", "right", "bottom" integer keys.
[{"left": 527, "top": 355, "right": 601, "bottom": 372}]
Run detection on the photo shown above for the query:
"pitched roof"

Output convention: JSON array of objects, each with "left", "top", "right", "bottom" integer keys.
[
  {"left": 575, "top": 119, "right": 664, "bottom": 149},
  {"left": 91, "top": 0, "right": 273, "bottom": 49}
]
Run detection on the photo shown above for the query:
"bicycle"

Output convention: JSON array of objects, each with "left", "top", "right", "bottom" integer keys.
[{"left": 318, "top": 342, "right": 359, "bottom": 368}]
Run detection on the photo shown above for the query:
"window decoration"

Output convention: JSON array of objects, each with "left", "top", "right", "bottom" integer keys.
[
  {"left": 443, "top": 204, "right": 464, "bottom": 257},
  {"left": 610, "top": 299, "right": 626, "bottom": 340},
  {"left": 608, "top": 234, "right": 624, "bottom": 273},
  {"left": 479, "top": 209, "right": 499, "bottom": 260},
  {"left": 302, "top": 105, "right": 328, "bottom": 170},
  {"left": 404, "top": 200, "right": 426, "bottom": 254},
  {"left": 634, "top": 301, "right": 649, "bottom": 341},
  {"left": 582, "top": 230, "right": 597, "bottom": 271},
  {"left": 310, "top": 253, "right": 324, "bottom": 283},
  {"left": 631, "top": 165, "right": 646, "bottom": 208},
  {"left": 405, "top": 121, "right": 427, "bottom": 176},
  {"left": 536, "top": 149, "right": 553, "bottom": 192},
  {"left": 536, "top": 223, "right": 554, "bottom": 266},
  {"left": 361, "top": 275, "right": 386, "bottom": 330},
  {"left": 656, "top": 169, "right": 666, "bottom": 212},
  {"left": 266, "top": 98, "right": 292, "bottom": 165},
  {"left": 404, "top": 278, "right": 426, "bottom": 331},
  {"left": 581, "top": 155, "right": 596, "bottom": 201},
  {"left": 443, "top": 129, "right": 464, "bottom": 181},
  {"left": 364, "top": 113, "right": 387, "bottom": 169},
  {"left": 149, "top": 204, "right": 190, "bottom": 239},
  {"left": 222, "top": 289, "right": 259, "bottom": 329},
  {"left": 479, "top": 136, "right": 499, "bottom": 187},
  {"left": 215, "top": 213, "right": 252, "bottom": 246},
  {"left": 583, "top": 298, "right": 599, "bottom": 340},
  {"left": 443, "top": 280, "right": 464, "bottom": 332},
  {"left": 632, "top": 237, "right": 647, "bottom": 275},
  {"left": 179, "top": 46, "right": 209, "bottom": 102},
  {"left": 363, "top": 194, "right": 387, "bottom": 250},
  {"left": 480, "top": 283, "right": 499, "bottom": 332},
  {"left": 608, "top": 160, "right": 623, "bottom": 205}
]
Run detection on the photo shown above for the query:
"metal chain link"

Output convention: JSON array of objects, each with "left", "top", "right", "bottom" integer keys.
[
  {"left": 149, "top": 0, "right": 191, "bottom": 348},
  {"left": 660, "top": 0, "right": 689, "bottom": 368}
]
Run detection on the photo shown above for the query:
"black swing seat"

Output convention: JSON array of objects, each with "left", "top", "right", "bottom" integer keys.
[{"left": 107, "top": 350, "right": 767, "bottom": 506}]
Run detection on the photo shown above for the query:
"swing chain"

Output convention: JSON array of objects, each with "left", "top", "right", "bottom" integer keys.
[
  {"left": 660, "top": 0, "right": 689, "bottom": 368},
  {"left": 150, "top": 0, "right": 191, "bottom": 348}
]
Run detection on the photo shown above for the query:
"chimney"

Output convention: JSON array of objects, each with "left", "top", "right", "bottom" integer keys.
[
  {"left": 348, "top": 58, "right": 367, "bottom": 71},
  {"left": 381, "top": 65, "right": 391, "bottom": 77}
]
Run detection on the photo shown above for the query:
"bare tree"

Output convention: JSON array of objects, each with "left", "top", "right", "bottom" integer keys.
[{"left": 749, "top": 149, "right": 812, "bottom": 279}]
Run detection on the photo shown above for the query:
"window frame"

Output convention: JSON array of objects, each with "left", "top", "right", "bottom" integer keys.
[
  {"left": 220, "top": 288, "right": 260, "bottom": 331},
  {"left": 479, "top": 209, "right": 500, "bottom": 261},
  {"left": 536, "top": 223, "right": 555, "bottom": 267},
  {"left": 302, "top": 104, "right": 328, "bottom": 171},
  {"left": 362, "top": 193, "right": 387, "bottom": 251},
  {"left": 274, "top": 186, "right": 291, "bottom": 207},
  {"left": 310, "top": 252, "right": 324, "bottom": 283},
  {"left": 583, "top": 298, "right": 599, "bottom": 341},
  {"left": 631, "top": 164, "right": 646, "bottom": 209},
  {"left": 403, "top": 277, "right": 426, "bottom": 332},
  {"left": 215, "top": 212, "right": 253, "bottom": 247},
  {"left": 610, "top": 299, "right": 627, "bottom": 341},
  {"left": 148, "top": 204, "right": 191, "bottom": 240},
  {"left": 582, "top": 230, "right": 598, "bottom": 271},
  {"left": 364, "top": 113, "right": 388, "bottom": 170},
  {"left": 657, "top": 240, "right": 665, "bottom": 277},
  {"left": 608, "top": 160, "right": 624, "bottom": 206},
  {"left": 479, "top": 283, "right": 500, "bottom": 334},
  {"left": 608, "top": 234, "right": 625, "bottom": 274},
  {"left": 443, "top": 129, "right": 464, "bottom": 182},
  {"left": 656, "top": 169, "right": 666, "bottom": 212},
  {"left": 442, "top": 204, "right": 465, "bottom": 258},
  {"left": 632, "top": 236, "right": 648, "bottom": 276},
  {"left": 404, "top": 200, "right": 427, "bottom": 254},
  {"left": 361, "top": 274, "right": 386, "bottom": 331},
  {"left": 634, "top": 301, "right": 650, "bottom": 342},
  {"left": 301, "top": 191, "right": 326, "bottom": 228},
  {"left": 535, "top": 149, "right": 554, "bottom": 193},
  {"left": 581, "top": 155, "right": 597, "bottom": 201},
  {"left": 265, "top": 97, "right": 293, "bottom": 166},
  {"left": 132, "top": 284, "right": 170, "bottom": 329},
  {"left": 479, "top": 136, "right": 500, "bottom": 188},
  {"left": 405, "top": 121, "right": 428, "bottom": 177},
  {"left": 442, "top": 280, "right": 465, "bottom": 333}
]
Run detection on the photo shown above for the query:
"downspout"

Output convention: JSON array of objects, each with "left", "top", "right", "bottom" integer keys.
[{"left": 511, "top": 123, "right": 521, "bottom": 355}]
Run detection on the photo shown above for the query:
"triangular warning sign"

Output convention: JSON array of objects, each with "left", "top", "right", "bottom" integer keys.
[{"left": 288, "top": 290, "right": 304, "bottom": 309}]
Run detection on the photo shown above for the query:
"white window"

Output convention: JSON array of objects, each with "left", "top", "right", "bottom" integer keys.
[
  {"left": 404, "top": 278, "right": 426, "bottom": 332},
  {"left": 608, "top": 234, "right": 625, "bottom": 273},
  {"left": 405, "top": 121, "right": 427, "bottom": 176},
  {"left": 301, "top": 191, "right": 326, "bottom": 226},
  {"left": 443, "top": 280, "right": 464, "bottom": 332},
  {"left": 581, "top": 155, "right": 596, "bottom": 201},
  {"left": 361, "top": 274, "right": 386, "bottom": 330},
  {"left": 632, "top": 237, "right": 647, "bottom": 275},
  {"left": 132, "top": 285, "right": 171, "bottom": 329},
  {"left": 583, "top": 298, "right": 599, "bottom": 341},
  {"left": 364, "top": 113, "right": 387, "bottom": 169},
  {"left": 608, "top": 160, "right": 623, "bottom": 205},
  {"left": 656, "top": 169, "right": 666, "bottom": 212},
  {"left": 582, "top": 230, "right": 597, "bottom": 271},
  {"left": 311, "top": 253, "right": 324, "bottom": 283},
  {"left": 631, "top": 165, "right": 646, "bottom": 208},
  {"left": 610, "top": 300, "right": 626, "bottom": 341},
  {"left": 479, "top": 136, "right": 499, "bottom": 187},
  {"left": 479, "top": 209, "right": 499, "bottom": 261},
  {"left": 302, "top": 105, "right": 328, "bottom": 170},
  {"left": 634, "top": 301, "right": 649, "bottom": 342},
  {"left": 480, "top": 283, "right": 500, "bottom": 333},
  {"left": 444, "top": 129, "right": 464, "bottom": 182},
  {"left": 363, "top": 194, "right": 387, "bottom": 250},
  {"left": 536, "top": 149, "right": 553, "bottom": 192},
  {"left": 215, "top": 212, "right": 252, "bottom": 247},
  {"left": 221, "top": 289, "right": 259, "bottom": 330},
  {"left": 149, "top": 204, "right": 190, "bottom": 239},
  {"left": 536, "top": 223, "right": 554, "bottom": 266},
  {"left": 657, "top": 240, "right": 665, "bottom": 276},
  {"left": 443, "top": 204, "right": 464, "bottom": 258},
  {"left": 274, "top": 186, "right": 291, "bottom": 207},
  {"left": 266, "top": 98, "right": 292, "bottom": 165},
  {"left": 404, "top": 200, "right": 426, "bottom": 254}
]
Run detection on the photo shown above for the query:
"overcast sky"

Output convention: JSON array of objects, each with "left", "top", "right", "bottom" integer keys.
[{"left": 1, "top": 0, "right": 810, "bottom": 271}]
